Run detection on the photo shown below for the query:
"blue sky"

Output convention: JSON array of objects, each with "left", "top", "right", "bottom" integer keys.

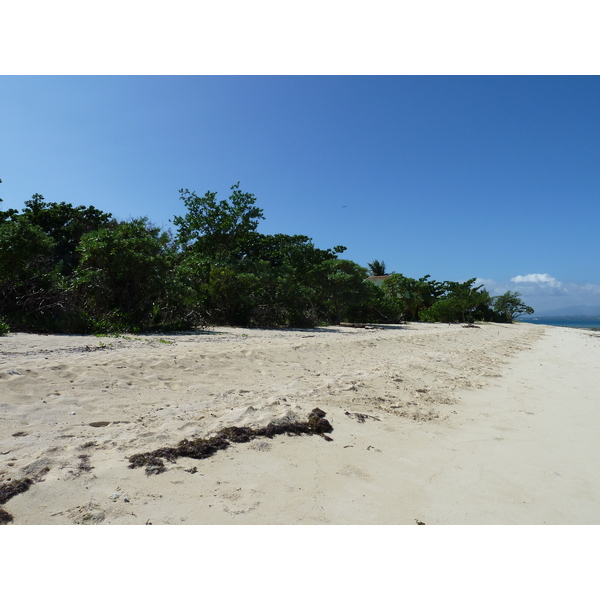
[{"left": 1, "top": 75, "right": 599, "bottom": 313}]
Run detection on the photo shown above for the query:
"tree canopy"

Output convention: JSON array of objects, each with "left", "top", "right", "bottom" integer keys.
[
  {"left": 0, "top": 182, "right": 533, "bottom": 334},
  {"left": 173, "top": 182, "right": 264, "bottom": 262},
  {"left": 368, "top": 259, "right": 387, "bottom": 276}
]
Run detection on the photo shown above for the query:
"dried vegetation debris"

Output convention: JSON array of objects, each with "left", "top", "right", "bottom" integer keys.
[
  {"left": 344, "top": 411, "right": 381, "bottom": 423},
  {"left": 77, "top": 454, "right": 93, "bottom": 472},
  {"left": 128, "top": 407, "right": 334, "bottom": 475},
  {"left": 0, "top": 478, "right": 34, "bottom": 524}
]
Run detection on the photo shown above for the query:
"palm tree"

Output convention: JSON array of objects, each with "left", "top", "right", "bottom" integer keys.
[{"left": 367, "top": 259, "right": 387, "bottom": 276}]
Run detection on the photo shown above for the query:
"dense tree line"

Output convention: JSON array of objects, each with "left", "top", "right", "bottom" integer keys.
[{"left": 0, "top": 181, "right": 532, "bottom": 334}]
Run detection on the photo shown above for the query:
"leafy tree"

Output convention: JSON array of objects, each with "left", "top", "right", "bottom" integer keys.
[
  {"left": 171, "top": 183, "right": 270, "bottom": 326},
  {"left": 248, "top": 234, "right": 343, "bottom": 324},
  {"left": 0, "top": 193, "right": 115, "bottom": 331},
  {"left": 20, "top": 194, "right": 113, "bottom": 275},
  {"left": 0, "top": 218, "right": 59, "bottom": 330},
  {"left": 192, "top": 233, "right": 351, "bottom": 327},
  {"left": 418, "top": 279, "right": 495, "bottom": 323},
  {"left": 73, "top": 218, "right": 180, "bottom": 331},
  {"left": 249, "top": 233, "right": 338, "bottom": 270},
  {"left": 315, "top": 259, "right": 369, "bottom": 324},
  {"left": 382, "top": 274, "right": 443, "bottom": 321},
  {"left": 244, "top": 237, "right": 355, "bottom": 326},
  {"left": 173, "top": 182, "right": 264, "bottom": 262},
  {"left": 492, "top": 291, "right": 534, "bottom": 323},
  {"left": 3, "top": 180, "right": 536, "bottom": 333},
  {"left": 368, "top": 259, "right": 387, "bottom": 276},
  {"left": 172, "top": 181, "right": 355, "bottom": 328}
]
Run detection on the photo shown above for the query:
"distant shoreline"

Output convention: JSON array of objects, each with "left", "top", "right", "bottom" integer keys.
[{"left": 519, "top": 316, "right": 600, "bottom": 330}]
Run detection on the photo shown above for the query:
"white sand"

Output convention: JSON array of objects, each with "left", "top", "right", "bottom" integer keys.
[{"left": 1, "top": 322, "right": 599, "bottom": 524}]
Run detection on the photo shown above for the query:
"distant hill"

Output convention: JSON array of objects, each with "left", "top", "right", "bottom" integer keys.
[{"left": 527, "top": 305, "right": 600, "bottom": 318}]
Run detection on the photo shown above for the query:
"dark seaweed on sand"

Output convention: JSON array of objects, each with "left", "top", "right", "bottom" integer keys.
[
  {"left": 128, "top": 407, "right": 333, "bottom": 475},
  {"left": 0, "top": 478, "right": 33, "bottom": 504},
  {"left": 0, "top": 478, "right": 34, "bottom": 525},
  {"left": 0, "top": 508, "right": 13, "bottom": 524}
]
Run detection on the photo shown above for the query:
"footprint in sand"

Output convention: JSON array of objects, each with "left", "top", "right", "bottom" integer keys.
[{"left": 338, "top": 464, "right": 372, "bottom": 482}]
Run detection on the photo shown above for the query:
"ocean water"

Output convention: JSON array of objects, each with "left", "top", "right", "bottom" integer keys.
[{"left": 519, "top": 317, "right": 600, "bottom": 330}]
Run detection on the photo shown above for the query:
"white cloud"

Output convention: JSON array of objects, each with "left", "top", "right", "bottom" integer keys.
[
  {"left": 580, "top": 283, "right": 600, "bottom": 295},
  {"left": 475, "top": 273, "right": 600, "bottom": 313},
  {"left": 510, "top": 273, "right": 563, "bottom": 288},
  {"left": 508, "top": 273, "right": 566, "bottom": 298},
  {"left": 457, "top": 269, "right": 600, "bottom": 315}
]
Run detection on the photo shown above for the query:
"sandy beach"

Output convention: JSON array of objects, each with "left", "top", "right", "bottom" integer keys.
[{"left": 1, "top": 321, "right": 599, "bottom": 525}]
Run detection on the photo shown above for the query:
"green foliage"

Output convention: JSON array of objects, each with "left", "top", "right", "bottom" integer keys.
[
  {"left": 382, "top": 274, "right": 443, "bottom": 321},
  {"left": 20, "top": 194, "right": 113, "bottom": 275},
  {"left": 492, "top": 291, "right": 534, "bottom": 323},
  {"left": 0, "top": 317, "right": 9, "bottom": 335},
  {"left": 73, "top": 218, "right": 185, "bottom": 331},
  {"left": 0, "top": 217, "right": 61, "bottom": 330},
  {"left": 0, "top": 181, "right": 536, "bottom": 333},
  {"left": 375, "top": 274, "right": 528, "bottom": 325},
  {"left": 0, "top": 218, "right": 56, "bottom": 279},
  {"left": 0, "top": 193, "right": 115, "bottom": 332},
  {"left": 242, "top": 234, "right": 346, "bottom": 326},
  {"left": 420, "top": 279, "right": 493, "bottom": 323},
  {"left": 314, "top": 259, "right": 369, "bottom": 324},
  {"left": 171, "top": 188, "right": 356, "bottom": 327},
  {"left": 173, "top": 182, "right": 264, "bottom": 261},
  {"left": 368, "top": 259, "right": 387, "bottom": 276}
]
